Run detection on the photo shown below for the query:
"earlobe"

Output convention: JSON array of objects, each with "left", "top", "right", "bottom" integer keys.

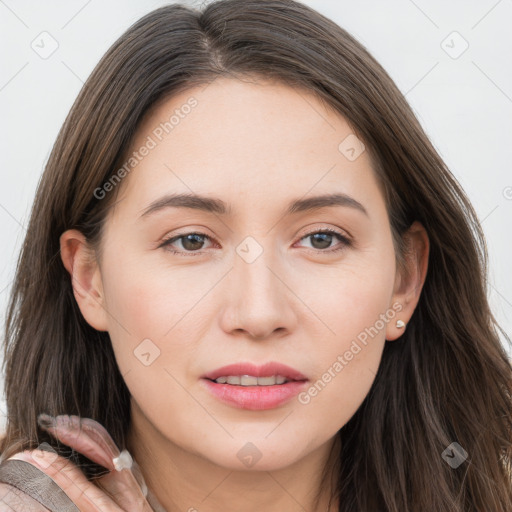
[
  {"left": 386, "top": 221, "right": 429, "bottom": 341},
  {"left": 59, "top": 229, "right": 109, "bottom": 332}
]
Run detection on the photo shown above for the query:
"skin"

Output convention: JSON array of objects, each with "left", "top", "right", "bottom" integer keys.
[{"left": 49, "top": 76, "right": 428, "bottom": 511}]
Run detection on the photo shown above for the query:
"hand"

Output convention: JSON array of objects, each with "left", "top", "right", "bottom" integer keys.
[{"left": 6, "top": 414, "right": 163, "bottom": 511}]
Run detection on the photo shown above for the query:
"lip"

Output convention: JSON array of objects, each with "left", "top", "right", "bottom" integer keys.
[
  {"left": 202, "top": 362, "right": 308, "bottom": 381},
  {"left": 200, "top": 362, "right": 309, "bottom": 411}
]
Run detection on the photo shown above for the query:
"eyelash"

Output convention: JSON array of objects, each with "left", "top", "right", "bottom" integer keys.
[{"left": 159, "top": 228, "right": 351, "bottom": 257}]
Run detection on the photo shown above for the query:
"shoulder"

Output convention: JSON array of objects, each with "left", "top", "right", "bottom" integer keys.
[{"left": 0, "top": 458, "right": 78, "bottom": 511}]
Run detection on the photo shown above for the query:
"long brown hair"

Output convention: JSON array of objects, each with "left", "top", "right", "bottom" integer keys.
[{"left": 1, "top": 1, "right": 511, "bottom": 509}]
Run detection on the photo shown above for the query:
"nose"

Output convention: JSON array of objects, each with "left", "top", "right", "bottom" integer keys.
[{"left": 218, "top": 240, "right": 298, "bottom": 340}]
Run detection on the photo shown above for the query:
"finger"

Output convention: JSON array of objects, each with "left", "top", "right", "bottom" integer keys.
[
  {"left": 38, "top": 414, "right": 154, "bottom": 511},
  {"left": 95, "top": 471, "right": 153, "bottom": 512},
  {"left": 7, "top": 450, "right": 124, "bottom": 512},
  {"left": 38, "top": 414, "right": 118, "bottom": 471}
]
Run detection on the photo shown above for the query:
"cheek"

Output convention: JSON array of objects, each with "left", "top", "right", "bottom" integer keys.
[
  {"left": 295, "top": 250, "right": 396, "bottom": 428},
  {"left": 300, "top": 244, "right": 396, "bottom": 351},
  {"left": 295, "top": 303, "right": 389, "bottom": 438},
  {"left": 101, "top": 249, "right": 216, "bottom": 338},
  {"left": 99, "top": 250, "right": 225, "bottom": 382}
]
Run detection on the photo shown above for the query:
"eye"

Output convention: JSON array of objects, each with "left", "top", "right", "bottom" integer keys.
[
  {"left": 160, "top": 232, "right": 214, "bottom": 256},
  {"left": 295, "top": 228, "right": 351, "bottom": 253}
]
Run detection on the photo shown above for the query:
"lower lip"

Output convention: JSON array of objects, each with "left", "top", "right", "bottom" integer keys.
[{"left": 201, "top": 379, "right": 308, "bottom": 410}]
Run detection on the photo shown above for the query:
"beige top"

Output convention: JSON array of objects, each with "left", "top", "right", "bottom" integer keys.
[{"left": 0, "top": 458, "right": 78, "bottom": 511}]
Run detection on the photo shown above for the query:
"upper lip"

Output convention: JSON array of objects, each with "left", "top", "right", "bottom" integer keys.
[{"left": 202, "top": 362, "right": 308, "bottom": 381}]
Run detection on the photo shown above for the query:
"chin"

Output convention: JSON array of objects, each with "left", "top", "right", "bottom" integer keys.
[{"left": 199, "top": 436, "right": 312, "bottom": 472}]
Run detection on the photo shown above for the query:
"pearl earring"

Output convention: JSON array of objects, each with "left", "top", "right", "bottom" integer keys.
[{"left": 396, "top": 319, "right": 406, "bottom": 329}]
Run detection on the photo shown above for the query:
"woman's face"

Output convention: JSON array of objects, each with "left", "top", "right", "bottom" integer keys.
[{"left": 74, "top": 77, "right": 411, "bottom": 471}]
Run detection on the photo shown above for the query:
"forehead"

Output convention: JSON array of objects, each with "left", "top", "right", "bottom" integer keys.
[{"left": 111, "top": 77, "right": 385, "bottom": 220}]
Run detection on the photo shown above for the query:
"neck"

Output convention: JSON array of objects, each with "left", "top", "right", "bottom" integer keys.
[{"left": 126, "top": 402, "right": 339, "bottom": 512}]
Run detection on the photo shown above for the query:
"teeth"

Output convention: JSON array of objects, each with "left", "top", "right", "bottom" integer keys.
[
  {"left": 214, "top": 375, "right": 289, "bottom": 386},
  {"left": 240, "top": 375, "right": 258, "bottom": 386},
  {"left": 257, "top": 376, "right": 277, "bottom": 386}
]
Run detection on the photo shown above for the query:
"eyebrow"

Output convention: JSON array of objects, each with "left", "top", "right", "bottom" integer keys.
[{"left": 140, "top": 192, "right": 368, "bottom": 218}]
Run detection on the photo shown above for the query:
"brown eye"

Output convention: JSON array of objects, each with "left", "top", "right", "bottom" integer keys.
[
  {"left": 180, "top": 234, "right": 207, "bottom": 251},
  {"left": 308, "top": 232, "right": 335, "bottom": 250},
  {"left": 297, "top": 229, "right": 351, "bottom": 253},
  {"left": 161, "top": 232, "right": 213, "bottom": 254}
]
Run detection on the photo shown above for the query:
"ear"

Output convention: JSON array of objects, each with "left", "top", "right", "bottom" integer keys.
[
  {"left": 59, "top": 229, "right": 109, "bottom": 332},
  {"left": 386, "top": 221, "right": 429, "bottom": 341}
]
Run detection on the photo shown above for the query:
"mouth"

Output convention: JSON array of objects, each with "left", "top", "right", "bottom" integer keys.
[
  {"left": 200, "top": 362, "right": 309, "bottom": 410},
  {"left": 209, "top": 375, "right": 291, "bottom": 386}
]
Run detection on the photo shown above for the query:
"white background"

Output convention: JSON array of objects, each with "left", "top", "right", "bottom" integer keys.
[{"left": 1, "top": 0, "right": 511, "bottom": 431}]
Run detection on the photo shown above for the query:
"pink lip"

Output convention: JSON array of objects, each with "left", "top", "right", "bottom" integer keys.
[
  {"left": 202, "top": 362, "right": 308, "bottom": 381},
  {"left": 200, "top": 362, "right": 308, "bottom": 411}
]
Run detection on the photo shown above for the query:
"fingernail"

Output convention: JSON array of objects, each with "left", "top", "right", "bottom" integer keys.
[
  {"left": 113, "top": 449, "right": 133, "bottom": 471},
  {"left": 37, "top": 413, "right": 56, "bottom": 430}
]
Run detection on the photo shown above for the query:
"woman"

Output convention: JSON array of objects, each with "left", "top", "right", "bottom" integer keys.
[{"left": 1, "top": 0, "right": 511, "bottom": 510}]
